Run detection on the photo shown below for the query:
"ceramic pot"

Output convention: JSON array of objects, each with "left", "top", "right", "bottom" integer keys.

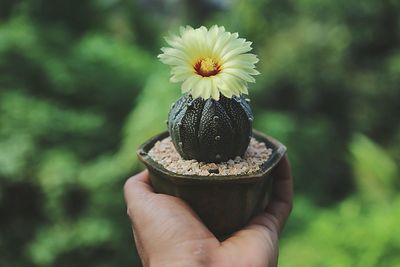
[{"left": 137, "top": 129, "right": 286, "bottom": 237}]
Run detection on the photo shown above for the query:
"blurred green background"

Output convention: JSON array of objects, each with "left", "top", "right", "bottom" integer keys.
[{"left": 1, "top": 0, "right": 399, "bottom": 266}]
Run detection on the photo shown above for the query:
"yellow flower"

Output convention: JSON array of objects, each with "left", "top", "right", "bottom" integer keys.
[{"left": 158, "top": 25, "right": 259, "bottom": 100}]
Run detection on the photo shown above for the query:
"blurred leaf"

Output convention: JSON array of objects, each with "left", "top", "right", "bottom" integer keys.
[
  {"left": 76, "top": 67, "right": 180, "bottom": 189},
  {"left": 29, "top": 218, "right": 113, "bottom": 266},
  {"left": 254, "top": 111, "right": 295, "bottom": 145},
  {"left": 0, "top": 134, "right": 35, "bottom": 178},
  {"left": 280, "top": 196, "right": 400, "bottom": 267},
  {"left": 350, "top": 133, "right": 398, "bottom": 202},
  {"left": 118, "top": 67, "right": 181, "bottom": 170}
]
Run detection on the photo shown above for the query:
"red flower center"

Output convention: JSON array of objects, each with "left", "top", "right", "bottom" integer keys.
[{"left": 194, "top": 58, "right": 221, "bottom": 77}]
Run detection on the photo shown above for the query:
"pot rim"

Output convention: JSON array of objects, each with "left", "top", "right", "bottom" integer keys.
[{"left": 137, "top": 129, "right": 286, "bottom": 183}]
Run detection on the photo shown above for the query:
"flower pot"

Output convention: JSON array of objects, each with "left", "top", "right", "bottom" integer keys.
[{"left": 137, "top": 129, "right": 286, "bottom": 237}]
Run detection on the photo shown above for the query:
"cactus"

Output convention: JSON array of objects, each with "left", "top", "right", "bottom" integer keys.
[
  {"left": 159, "top": 25, "right": 259, "bottom": 163},
  {"left": 168, "top": 94, "right": 253, "bottom": 163}
]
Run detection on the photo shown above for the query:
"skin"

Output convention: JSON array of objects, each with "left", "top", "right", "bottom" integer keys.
[{"left": 124, "top": 155, "right": 293, "bottom": 267}]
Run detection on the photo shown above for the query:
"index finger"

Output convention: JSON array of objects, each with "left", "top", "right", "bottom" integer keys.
[{"left": 123, "top": 170, "right": 154, "bottom": 216}]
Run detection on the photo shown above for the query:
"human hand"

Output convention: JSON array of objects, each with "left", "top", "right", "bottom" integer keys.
[{"left": 124, "top": 155, "right": 293, "bottom": 267}]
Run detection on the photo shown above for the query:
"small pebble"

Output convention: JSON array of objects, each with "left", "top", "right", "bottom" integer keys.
[{"left": 148, "top": 137, "right": 273, "bottom": 176}]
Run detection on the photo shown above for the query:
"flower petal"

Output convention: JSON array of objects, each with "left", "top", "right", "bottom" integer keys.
[
  {"left": 158, "top": 25, "right": 259, "bottom": 100},
  {"left": 182, "top": 75, "right": 201, "bottom": 93}
]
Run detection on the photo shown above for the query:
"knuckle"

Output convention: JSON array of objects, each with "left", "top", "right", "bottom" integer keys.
[{"left": 126, "top": 205, "right": 134, "bottom": 218}]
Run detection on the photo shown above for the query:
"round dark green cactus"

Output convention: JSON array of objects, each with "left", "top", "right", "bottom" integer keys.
[{"left": 168, "top": 94, "right": 253, "bottom": 163}]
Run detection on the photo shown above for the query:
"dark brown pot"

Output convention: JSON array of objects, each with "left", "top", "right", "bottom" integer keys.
[{"left": 137, "top": 129, "right": 286, "bottom": 237}]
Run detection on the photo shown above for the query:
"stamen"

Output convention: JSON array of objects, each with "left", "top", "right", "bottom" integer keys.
[{"left": 194, "top": 57, "right": 221, "bottom": 77}]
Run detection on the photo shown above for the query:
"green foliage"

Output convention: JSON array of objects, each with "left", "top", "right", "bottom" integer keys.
[
  {"left": 280, "top": 196, "right": 400, "bottom": 267},
  {"left": 280, "top": 134, "right": 400, "bottom": 267},
  {"left": 350, "top": 134, "right": 398, "bottom": 202},
  {"left": 0, "top": 0, "right": 399, "bottom": 266}
]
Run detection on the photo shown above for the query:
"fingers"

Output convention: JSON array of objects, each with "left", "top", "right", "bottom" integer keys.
[
  {"left": 124, "top": 170, "right": 218, "bottom": 266},
  {"left": 263, "top": 154, "right": 293, "bottom": 233},
  {"left": 238, "top": 155, "right": 293, "bottom": 236},
  {"left": 124, "top": 170, "right": 153, "bottom": 201},
  {"left": 123, "top": 170, "right": 214, "bottom": 240},
  {"left": 123, "top": 170, "right": 154, "bottom": 266},
  {"left": 123, "top": 170, "right": 156, "bottom": 227},
  {"left": 220, "top": 155, "right": 293, "bottom": 266}
]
